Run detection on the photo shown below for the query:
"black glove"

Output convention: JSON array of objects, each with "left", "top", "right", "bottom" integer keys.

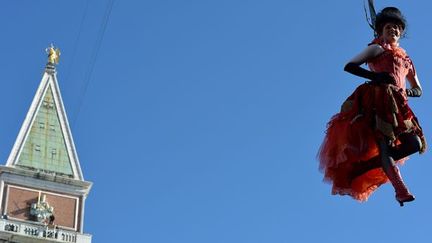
[
  {"left": 344, "top": 63, "right": 396, "bottom": 85},
  {"left": 406, "top": 87, "right": 422, "bottom": 97},
  {"left": 369, "top": 72, "right": 396, "bottom": 85}
]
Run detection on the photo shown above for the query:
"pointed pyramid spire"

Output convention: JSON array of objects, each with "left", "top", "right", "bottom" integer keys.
[{"left": 6, "top": 45, "right": 84, "bottom": 180}]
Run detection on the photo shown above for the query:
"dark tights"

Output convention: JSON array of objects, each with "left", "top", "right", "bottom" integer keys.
[{"left": 352, "top": 133, "right": 422, "bottom": 178}]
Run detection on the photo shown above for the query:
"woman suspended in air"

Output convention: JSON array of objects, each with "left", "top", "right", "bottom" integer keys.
[{"left": 318, "top": 5, "right": 426, "bottom": 206}]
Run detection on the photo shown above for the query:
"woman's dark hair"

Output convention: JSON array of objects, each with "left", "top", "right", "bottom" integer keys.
[{"left": 375, "top": 7, "right": 407, "bottom": 36}]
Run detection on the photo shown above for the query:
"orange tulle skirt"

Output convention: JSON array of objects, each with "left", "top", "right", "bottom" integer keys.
[{"left": 318, "top": 83, "right": 426, "bottom": 201}]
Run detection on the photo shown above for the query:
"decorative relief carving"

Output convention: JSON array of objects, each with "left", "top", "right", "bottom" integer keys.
[{"left": 30, "top": 193, "right": 55, "bottom": 223}]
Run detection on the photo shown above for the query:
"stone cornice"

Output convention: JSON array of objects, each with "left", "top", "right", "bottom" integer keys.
[{"left": 0, "top": 166, "right": 92, "bottom": 196}]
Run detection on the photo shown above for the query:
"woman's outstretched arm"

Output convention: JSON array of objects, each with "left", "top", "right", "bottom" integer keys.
[{"left": 344, "top": 44, "right": 392, "bottom": 83}]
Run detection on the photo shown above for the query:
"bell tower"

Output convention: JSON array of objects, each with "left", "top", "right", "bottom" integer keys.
[{"left": 0, "top": 46, "right": 92, "bottom": 242}]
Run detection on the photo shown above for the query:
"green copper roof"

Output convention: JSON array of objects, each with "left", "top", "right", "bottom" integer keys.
[{"left": 16, "top": 86, "right": 73, "bottom": 176}]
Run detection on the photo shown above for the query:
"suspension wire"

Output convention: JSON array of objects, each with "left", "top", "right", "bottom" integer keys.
[
  {"left": 363, "top": 0, "right": 377, "bottom": 36},
  {"left": 71, "top": 0, "right": 116, "bottom": 128},
  {"left": 63, "top": 0, "right": 91, "bottom": 86}
]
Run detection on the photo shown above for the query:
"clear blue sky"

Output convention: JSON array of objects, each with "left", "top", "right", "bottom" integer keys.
[{"left": 1, "top": 1, "right": 432, "bottom": 242}]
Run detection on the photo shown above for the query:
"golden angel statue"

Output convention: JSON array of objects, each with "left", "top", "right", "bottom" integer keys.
[{"left": 46, "top": 44, "right": 60, "bottom": 65}]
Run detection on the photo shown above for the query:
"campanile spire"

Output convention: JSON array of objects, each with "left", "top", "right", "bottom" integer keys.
[{"left": 0, "top": 46, "right": 92, "bottom": 242}]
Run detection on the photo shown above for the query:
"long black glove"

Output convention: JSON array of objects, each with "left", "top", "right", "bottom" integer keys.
[
  {"left": 344, "top": 63, "right": 396, "bottom": 85},
  {"left": 406, "top": 87, "right": 422, "bottom": 97}
]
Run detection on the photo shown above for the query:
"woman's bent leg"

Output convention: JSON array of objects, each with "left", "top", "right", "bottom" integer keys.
[
  {"left": 390, "top": 133, "right": 422, "bottom": 160},
  {"left": 351, "top": 133, "right": 421, "bottom": 178},
  {"left": 378, "top": 139, "right": 415, "bottom": 206}
]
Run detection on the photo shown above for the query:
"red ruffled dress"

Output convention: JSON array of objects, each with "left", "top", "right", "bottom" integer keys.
[{"left": 318, "top": 38, "right": 427, "bottom": 201}]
